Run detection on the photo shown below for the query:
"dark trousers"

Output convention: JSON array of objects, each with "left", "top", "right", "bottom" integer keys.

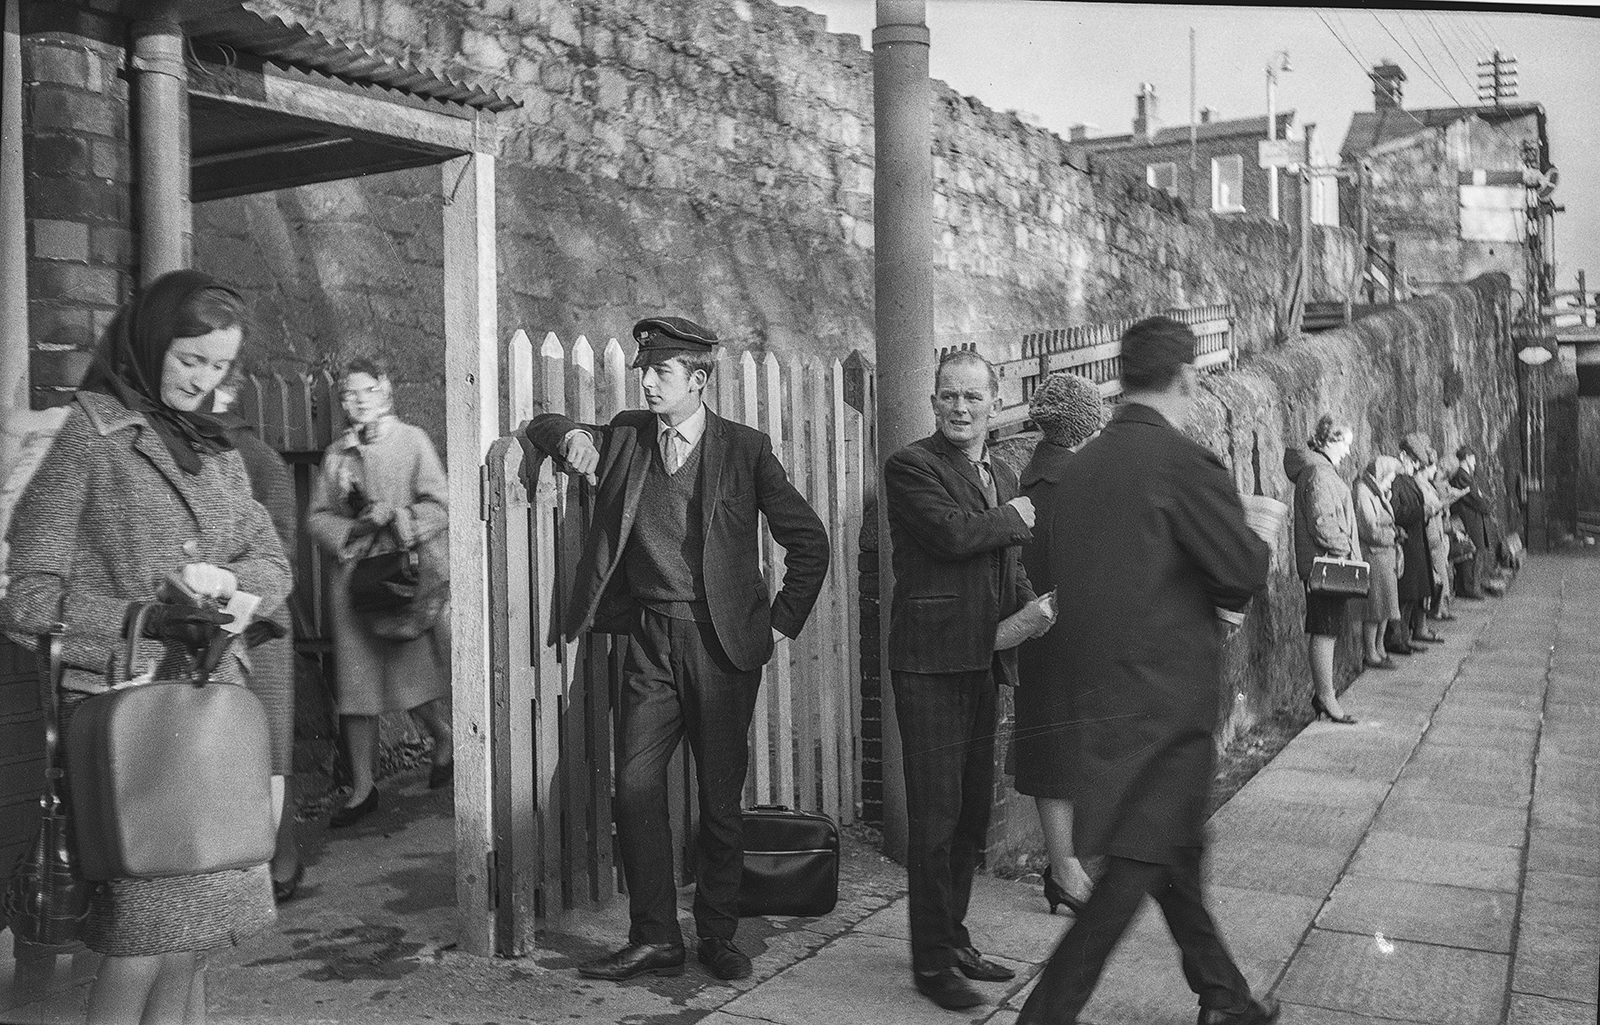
[
  {"left": 891, "top": 669, "right": 997, "bottom": 972},
  {"left": 616, "top": 608, "right": 761, "bottom": 946},
  {"left": 1016, "top": 847, "right": 1251, "bottom": 1024}
]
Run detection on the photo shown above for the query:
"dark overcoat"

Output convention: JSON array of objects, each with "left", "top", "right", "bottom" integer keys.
[
  {"left": 883, "top": 431, "right": 1034, "bottom": 686},
  {"left": 1038, "top": 403, "right": 1269, "bottom": 864},
  {"left": 526, "top": 407, "right": 829, "bottom": 672},
  {"left": 1013, "top": 438, "right": 1074, "bottom": 796},
  {"left": 1390, "top": 472, "right": 1431, "bottom": 603}
]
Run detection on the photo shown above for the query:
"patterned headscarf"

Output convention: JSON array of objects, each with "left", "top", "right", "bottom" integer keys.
[{"left": 80, "top": 270, "right": 242, "bottom": 475}]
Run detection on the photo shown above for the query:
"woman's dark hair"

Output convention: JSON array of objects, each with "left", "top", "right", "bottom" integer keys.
[
  {"left": 1120, "top": 316, "right": 1195, "bottom": 392},
  {"left": 1308, "top": 414, "right": 1352, "bottom": 452},
  {"left": 1456, "top": 444, "right": 1474, "bottom": 461},
  {"left": 173, "top": 284, "right": 248, "bottom": 340},
  {"left": 340, "top": 355, "right": 392, "bottom": 384}
]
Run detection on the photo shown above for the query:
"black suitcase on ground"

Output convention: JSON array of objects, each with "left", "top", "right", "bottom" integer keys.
[{"left": 738, "top": 805, "right": 839, "bottom": 917}]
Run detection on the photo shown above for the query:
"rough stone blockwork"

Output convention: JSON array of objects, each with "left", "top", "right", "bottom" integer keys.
[{"left": 200, "top": 0, "right": 1357, "bottom": 445}]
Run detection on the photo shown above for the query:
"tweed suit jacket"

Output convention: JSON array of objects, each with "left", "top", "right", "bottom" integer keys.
[
  {"left": 525, "top": 407, "right": 829, "bottom": 673},
  {"left": 0, "top": 391, "right": 291, "bottom": 693},
  {"left": 884, "top": 431, "right": 1035, "bottom": 686}
]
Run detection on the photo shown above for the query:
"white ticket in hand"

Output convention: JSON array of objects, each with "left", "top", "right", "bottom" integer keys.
[{"left": 218, "top": 590, "right": 261, "bottom": 635}]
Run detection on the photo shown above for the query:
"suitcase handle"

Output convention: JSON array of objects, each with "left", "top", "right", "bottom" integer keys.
[{"left": 124, "top": 601, "right": 217, "bottom": 687}]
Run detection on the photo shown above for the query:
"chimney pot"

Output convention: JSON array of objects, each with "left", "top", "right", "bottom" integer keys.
[
  {"left": 1069, "top": 124, "right": 1090, "bottom": 142},
  {"left": 1371, "top": 60, "right": 1406, "bottom": 110}
]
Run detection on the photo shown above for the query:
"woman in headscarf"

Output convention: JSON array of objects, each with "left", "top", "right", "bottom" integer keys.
[
  {"left": 0, "top": 270, "right": 291, "bottom": 1025},
  {"left": 1352, "top": 455, "right": 1403, "bottom": 670},
  {"left": 1011, "top": 372, "right": 1105, "bottom": 916},
  {"left": 308, "top": 356, "right": 452, "bottom": 828},
  {"left": 1284, "top": 415, "right": 1359, "bottom": 723}
]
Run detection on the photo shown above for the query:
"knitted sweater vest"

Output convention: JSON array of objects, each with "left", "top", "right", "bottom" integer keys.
[{"left": 624, "top": 434, "right": 709, "bottom": 620}]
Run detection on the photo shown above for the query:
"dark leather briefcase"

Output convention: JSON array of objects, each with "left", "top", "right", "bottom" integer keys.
[{"left": 739, "top": 805, "right": 839, "bottom": 917}]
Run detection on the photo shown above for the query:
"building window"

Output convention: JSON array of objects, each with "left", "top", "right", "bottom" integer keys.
[
  {"left": 1212, "top": 155, "right": 1244, "bottom": 213},
  {"left": 1146, "top": 162, "right": 1178, "bottom": 196}
]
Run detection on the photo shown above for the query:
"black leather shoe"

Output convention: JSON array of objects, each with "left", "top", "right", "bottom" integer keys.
[
  {"left": 1413, "top": 631, "right": 1444, "bottom": 643},
  {"left": 329, "top": 787, "right": 378, "bottom": 828},
  {"left": 428, "top": 760, "right": 454, "bottom": 790},
  {"left": 1198, "top": 996, "right": 1281, "bottom": 1025},
  {"left": 577, "top": 942, "right": 686, "bottom": 980},
  {"left": 1041, "top": 863, "right": 1089, "bottom": 915},
  {"left": 913, "top": 968, "right": 985, "bottom": 1010},
  {"left": 953, "top": 945, "right": 1015, "bottom": 981},
  {"left": 697, "top": 937, "right": 752, "bottom": 980},
  {"left": 1384, "top": 641, "right": 1413, "bottom": 656}
]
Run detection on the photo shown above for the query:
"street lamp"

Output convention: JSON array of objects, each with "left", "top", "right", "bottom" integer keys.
[{"left": 1266, "top": 50, "right": 1291, "bottom": 221}]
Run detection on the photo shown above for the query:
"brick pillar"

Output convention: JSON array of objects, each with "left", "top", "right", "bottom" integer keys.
[
  {"left": 23, "top": 2, "right": 133, "bottom": 408},
  {"left": 857, "top": 498, "right": 883, "bottom": 826}
]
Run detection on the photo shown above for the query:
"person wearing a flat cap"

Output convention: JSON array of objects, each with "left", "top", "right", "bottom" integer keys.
[{"left": 524, "top": 316, "right": 829, "bottom": 984}]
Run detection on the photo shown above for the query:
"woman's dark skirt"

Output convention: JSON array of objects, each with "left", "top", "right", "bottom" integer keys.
[
  {"left": 1303, "top": 588, "right": 1351, "bottom": 637},
  {"left": 1011, "top": 640, "right": 1074, "bottom": 799}
]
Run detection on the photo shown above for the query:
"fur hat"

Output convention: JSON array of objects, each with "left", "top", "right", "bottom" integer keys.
[{"left": 1029, "top": 372, "right": 1104, "bottom": 448}]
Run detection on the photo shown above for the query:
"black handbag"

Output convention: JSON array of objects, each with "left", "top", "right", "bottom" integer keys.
[
  {"left": 348, "top": 526, "right": 421, "bottom": 615},
  {"left": 1308, "top": 556, "right": 1371, "bottom": 597},
  {"left": 3, "top": 623, "right": 91, "bottom": 949},
  {"left": 738, "top": 805, "right": 840, "bottom": 917}
]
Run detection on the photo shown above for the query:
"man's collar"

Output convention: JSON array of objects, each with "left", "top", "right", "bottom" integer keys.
[
  {"left": 658, "top": 402, "right": 707, "bottom": 447},
  {"left": 930, "top": 429, "right": 987, "bottom": 465}
]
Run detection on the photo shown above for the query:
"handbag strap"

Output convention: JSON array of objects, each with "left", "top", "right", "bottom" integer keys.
[{"left": 35, "top": 619, "right": 65, "bottom": 774}]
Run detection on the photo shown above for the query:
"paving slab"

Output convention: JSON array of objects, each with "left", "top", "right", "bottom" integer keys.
[
  {"left": 1522, "top": 870, "right": 1600, "bottom": 912},
  {"left": 1512, "top": 897, "right": 1600, "bottom": 1004},
  {"left": 1370, "top": 797, "right": 1528, "bottom": 848},
  {"left": 848, "top": 874, "right": 1067, "bottom": 966},
  {"left": 1203, "top": 835, "right": 1351, "bottom": 899},
  {"left": 1506, "top": 993, "right": 1600, "bottom": 1025},
  {"left": 1276, "top": 1005, "right": 1434, "bottom": 1025},
  {"left": 1315, "top": 876, "right": 1516, "bottom": 953},
  {"left": 1264, "top": 729, "right": 1418, "bottom": 780},
  {"left": 1524, "top": 826, "right": 1600, "bottom": 877},
  {"left": 1426, "top": 703, "right": 1544, "bottom": 732},
  {"left": 1207, "top": 799, "right": 1375, "bottom": 854},
  {"left": 1386, "top": 772, "right": 1533, "bottom": 811},
  {"left": 1226, "top": 768, "right": 1392, "bottom": 810},
  {"left": 1347, "top": 831, "right": 1523, "bottom": 892},
  {"left": 1276, "top": 929, "right": 1508, "bottom": 1025},
  {"left": 1416, "top": 722, "right": 1541, "bottom": 760}
]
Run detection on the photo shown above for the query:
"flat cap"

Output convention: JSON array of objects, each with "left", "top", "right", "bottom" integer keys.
[{"left": 632, "top": 316, "right": 718, "bottom": 368}]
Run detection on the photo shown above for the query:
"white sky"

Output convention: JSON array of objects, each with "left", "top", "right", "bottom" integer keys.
[{"left": 790, "top": 1, "right": 1600, "bottom": 293}]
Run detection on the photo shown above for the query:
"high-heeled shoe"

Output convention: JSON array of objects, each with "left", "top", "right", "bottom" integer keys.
[
  {"left": 1311, "top": 697, "right": 1357, "bottom": 725},
  {"left": 1041, "top": 864, "right": 1088, "bottom": 915},
  {"left": 272, "top": 861, "right": 305, "bottom": 904},
  {"left": 329, "top": 787, "right": 379, "bottom": 828}
]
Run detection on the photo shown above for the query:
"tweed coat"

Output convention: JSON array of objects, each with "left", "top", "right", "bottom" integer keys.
[
  {"left": 884, "top": 431, "right": 1035, "bottom": 686},
  {"left": 1353, "top": 475, "right": 1402, "bottom": 622},
  {"left": 1035, "top": 403, "right": 1269, "bottom": 865},
  {"left": 0, "top": 390, "right": 290, "bottom": 956},
  {"left": 307, "top": 418, "right": 450, "bottom": 716},
  {"left": 0, "top": 391, "right": 290, "bottom": 692},
  {"left": 525, "top": 407, "right": 829, "bottom": 672},
  {"left": 1012, "top": 438, "right": 1073, "bottom": 796},
  {"left": 1283, "top": 446, "right": 1360, "bottom": 580}
]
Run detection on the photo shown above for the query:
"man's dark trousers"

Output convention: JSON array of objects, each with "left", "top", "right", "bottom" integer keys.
[
  {"left": 1016, "top": 847, "right": 1252, "bottom": 1023},
  {"left": 617, "top": 608, "right": 761, "bottom": 947},
  {"left": 892, "top": 668, "right": 997, "bottom": 972}
]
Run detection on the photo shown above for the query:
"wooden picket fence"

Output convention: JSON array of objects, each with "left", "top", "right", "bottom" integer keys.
[
  {"left": 484, "top": 329, "right": 872, "bottom": 952},
  {"left": 940, "top": 303, "right": 1236, "bottom": 437}
]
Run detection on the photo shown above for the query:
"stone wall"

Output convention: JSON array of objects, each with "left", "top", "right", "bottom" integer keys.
[
  {"left": 973, "top": 274, "right": 1520, "bottom": 865},
  {"left": 203, "top": 0, "right": 1358, "bottom": 424}
]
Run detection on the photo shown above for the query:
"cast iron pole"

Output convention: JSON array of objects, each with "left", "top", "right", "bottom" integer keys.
[{"left": 872, "top": 0, "right": 933, "bottom": 863}]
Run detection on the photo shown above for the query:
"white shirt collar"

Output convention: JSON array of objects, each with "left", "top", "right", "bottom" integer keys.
[{"left": 658, "top": 402, "right": 707, "bottom": 448}]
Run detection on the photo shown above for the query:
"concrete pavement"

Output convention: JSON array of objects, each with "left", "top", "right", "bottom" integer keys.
[{"left": 3, "top": 551, "right": 1597, "bottom": 1025}]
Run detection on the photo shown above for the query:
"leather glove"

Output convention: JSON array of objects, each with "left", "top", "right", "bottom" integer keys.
[
  {"left": 242, "top": 619, "right": 287, "bottom": 649},
  {"left": 132, "top": 602, "right": 235, "bottom": 650}
]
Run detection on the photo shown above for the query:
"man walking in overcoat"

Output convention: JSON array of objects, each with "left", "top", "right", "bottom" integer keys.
[
  {"left": 524, "top": 317, "right": 829, "bottom": 983},
  {"left": 1015, "top": 317, "right": 1278, "bottom": 1025},
  {"left": 884, "top": 349, "right": 1050, "bottom": 1010}
]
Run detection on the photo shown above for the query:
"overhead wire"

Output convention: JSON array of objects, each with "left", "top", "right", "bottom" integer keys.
[
  {"left": 1370, "top": 10, "right": 1460, "bottom": 106},
  {"left": 1394, "top": 11, "right": 1466, "bottom": 107},
  {"left": 1421, "top": 11, "right": 1480, "bottom": 97}
]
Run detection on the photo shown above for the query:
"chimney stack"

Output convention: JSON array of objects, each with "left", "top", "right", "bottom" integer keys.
[
  {"left": 1199, "top": 106, "right": 1217, "bottom": 124},
  {"left": 1371, "top": 60, "right": 1406, "bottom": 110},
  {"left": 1133, "top": 82, "right": 1159, "bottom": 140},
  {"left": 1069, "top": 124, "right": 1091, "bottom": 142}
]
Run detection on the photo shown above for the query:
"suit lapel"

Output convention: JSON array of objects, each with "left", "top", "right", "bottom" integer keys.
[
  {"left": 699, "top": 409, "right": 726, "bottom": 537},
  {"left": 932, "top": 432, "right": 993, "bottom": 508},
  {"left": 617, "top": 423, "right": 652, "bottom": 546}
]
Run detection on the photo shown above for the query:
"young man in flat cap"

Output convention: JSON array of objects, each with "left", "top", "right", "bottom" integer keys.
[{"left": 525, "top": 316, "right": 829, "bottom": 982}]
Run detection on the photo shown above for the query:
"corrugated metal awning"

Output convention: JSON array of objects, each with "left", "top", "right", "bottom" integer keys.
[{"left": 185, "top": 3, "right": 519, "bottom": 113}]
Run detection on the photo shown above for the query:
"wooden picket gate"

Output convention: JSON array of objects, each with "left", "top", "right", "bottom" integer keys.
[{"left": 484, "top": 329, "right": 873, "bottom": 952}]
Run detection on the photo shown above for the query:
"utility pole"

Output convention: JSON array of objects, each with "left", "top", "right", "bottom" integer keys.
[
  {"left": 1266, "top": 50, "right": 1290, "bottom": 221},
  {"left": 872, "top": 0, "right": 933, "bottom": 864},
  {"left": 1477, "top": 50, "right": 1518, "bottom": 106}
]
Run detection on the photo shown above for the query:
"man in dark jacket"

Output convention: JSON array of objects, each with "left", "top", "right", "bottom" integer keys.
[
  {"left": 524, "top": 317, "right": 829, "bottom": 983},
  {"left": 884, "top": 349, "right": 1050, "bottom": 1010},
  {"left": 1015, "top": 317, "right": 1277, "bottom": 1025}
]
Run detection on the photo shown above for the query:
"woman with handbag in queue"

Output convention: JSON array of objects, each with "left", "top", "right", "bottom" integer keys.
[
  {"left": 0, "top": 271, "right": 291, "bottom": 1025},
  {"left": 1353, "top": 456, "right": 1404, "bottom": 672},
  {"left": 308, "top": 357, "right": 452, "bottom": 828},
  {"left": 1284, "top": 415, "right": 1360, "bottom": 723}
]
